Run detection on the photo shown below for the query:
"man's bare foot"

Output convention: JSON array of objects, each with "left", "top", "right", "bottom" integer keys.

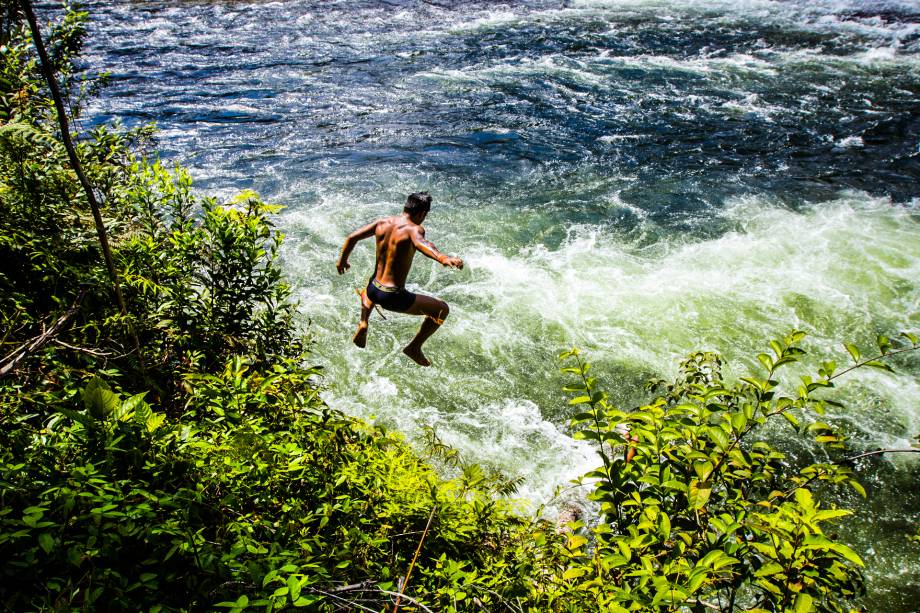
[
  {"left": 353, "top": 322, "right": 368, "bottom": 348},
  {"left": 402, "top": 344, "right": 430, "bottom": 367}
]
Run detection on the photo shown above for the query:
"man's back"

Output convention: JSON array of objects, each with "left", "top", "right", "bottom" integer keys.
[
  {"left": 373, "top": 215, "right": 420, "bottom": 288},
  {"left": 336, "top": 192, "right": 463, "bottom": 365}
]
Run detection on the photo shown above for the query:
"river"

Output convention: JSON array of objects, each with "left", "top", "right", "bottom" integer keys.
[{"left": 80, "top": 0, "right": 920, "bottom": 608}]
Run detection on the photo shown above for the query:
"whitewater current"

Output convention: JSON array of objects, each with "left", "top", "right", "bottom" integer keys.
[{"left": 80, "top": 0, "right": 920, "bottom": 608}]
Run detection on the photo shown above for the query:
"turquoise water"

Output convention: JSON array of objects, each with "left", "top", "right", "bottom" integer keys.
[{"left": 82, "top": 0, "right": 920, "bottom": 608}]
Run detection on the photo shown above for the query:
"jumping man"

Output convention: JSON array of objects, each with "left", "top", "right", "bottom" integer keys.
[{"left": 336, "top": 192, "right": 464, "bottom": 367}]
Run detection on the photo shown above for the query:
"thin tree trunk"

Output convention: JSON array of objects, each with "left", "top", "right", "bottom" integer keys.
[{"left": 19, "top": 0, "right": 143, "bottom": 365}]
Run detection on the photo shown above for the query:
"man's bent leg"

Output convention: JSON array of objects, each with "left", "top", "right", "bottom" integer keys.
[
  {"left": 353, "top": 289, "right": 373, "bottom": 348},
  {"left": 402, "top": 294, "right": 449, "bottom": 367}
]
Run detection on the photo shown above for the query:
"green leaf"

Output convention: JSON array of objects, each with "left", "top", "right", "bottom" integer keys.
[
  {"left": 730, "top": 412, "right": 748, "bottom": 431},
  {"left": 794, "top": 488, "right": 814, "bottom": 512},
  {"left": 793, "top": 592, "right": 814, "bottom": 613},
  {"left": 83, "top": 377, "right": 120, "bottom": 420},
  {"left": 755, "top": 562, "right": 783, "bottom": 577},
  {"left": 769, "top": 340, "right": 784, "bottom": 358},
  {"left": 146, "top": 413, "right": 166, "bottom": 433},
  {"left": 658, "top": 512, "right": 671, "bottom": 540},
  {"left": 562, "top": 567, "right": 587, "bottom": 581},
  {"left": 689, "top": 479, "right": 712, "bottom": 510},
  {"left": 814, "top": 509, "right": 851, "bottom": 522},
  {"left": 863, "top": 360, "right": 894, "bottom": 373},
  {"left": 849, "top": 480, "right": 867, "bottom": 499},
  {"left": 116, "top": 392, "right": 147, "bottom": 421},
  {"left": 38, "top": 532, "right": 54, "bottom": 553},
  {"left": 772, "top": 357, "right": 798, "bottom": 369},
  {"left": 876, "top": 334, "right": 891, "bottom": 355},
  {"left": 293, "top": 596, "right": 320, "bottom": 607},
  {"left": 757, "top": 353, "right": 774, "bottom": 372},
  {"left": 661, "top": 480, "right": 687, "bottom": 493},
  {"left": 287, "top": 575, "right": 301, "bottom": 601},
  {"left": 844, "top": 343, "right": 861, "bottom": 363},
  {"left": 803, "top": 535, "right": 864, "bottom": 566},
  {"left": 693, "top": 460, "right": 713, "bottom": 481},
  {"left": 781, "top": 411, "right": 799, "bottom": 428},
  {"left": 57, "top": 407, "right": 94, "bottom": 429},
  {"left": 687, "top": 569, "right": 708, "bottom": 593},
  {"left": 708, "top": 427, "right": 730, "bottom": 450}
]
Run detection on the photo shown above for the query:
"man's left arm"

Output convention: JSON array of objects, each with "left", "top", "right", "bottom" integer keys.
[{"left": 412, "top": 228, "right": 463, "bottom": 269}]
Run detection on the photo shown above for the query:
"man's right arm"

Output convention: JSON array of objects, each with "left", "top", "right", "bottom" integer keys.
[{"left": 337, "top": 220, "right": 378, "bottom": 274}]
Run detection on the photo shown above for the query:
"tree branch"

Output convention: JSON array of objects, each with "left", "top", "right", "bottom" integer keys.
[{"left": 0, "top": 290, "right": 85, "bottom": 377}]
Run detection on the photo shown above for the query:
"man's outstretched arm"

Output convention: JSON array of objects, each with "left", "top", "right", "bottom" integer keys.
[
  {"left": 337, "top": 220, "right": 378, "bottom": 274},
  {"left": 411, "top": 227, "right": 463, "bottom": 269}
]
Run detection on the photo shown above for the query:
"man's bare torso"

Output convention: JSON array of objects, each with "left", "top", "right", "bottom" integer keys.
[{"left": 373, "top": 215, "right": 423, "bottom": 288}]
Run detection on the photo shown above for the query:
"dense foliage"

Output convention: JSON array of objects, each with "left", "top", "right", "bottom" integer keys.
[
  {"left": 553, "top": 338, "right": 874, "bottom": 612},
  {"left": 1, "top": 4, "right": 916, "bottom": 612}
]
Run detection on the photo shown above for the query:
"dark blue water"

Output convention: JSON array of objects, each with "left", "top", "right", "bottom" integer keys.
[{"left": 77, "top": 1, "right": 920, "bottom": 609}]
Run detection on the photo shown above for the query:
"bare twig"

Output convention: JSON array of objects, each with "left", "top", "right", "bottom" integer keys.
[
  {"left": 464, "top": 584, "right": 524, "bottom": 613},
  {"left": 840, "top": 448, "right": 920, "bottom": 463},
  {"left": 52, "top": 339, "right": 116, "bottom": 357},
  {"left": 311, "top": 588, "right": 380, "bottom": 613},
  {"left": 393, "top": 505, "right": 437, "bottom": 613},
  {"left": 686, "top": 598, "right": 721, "bottom": 611},
  {"left": 381, "top": 589, "right": 436, "bottom": 613},
  {"left": 829, "top": 344, "right": 920, "bottom": 382},
  {"left": 329, "top": 580, "right": 377, "bottom": 593},
  {"left": 389, "top": 530, "right": 426, "bottom": 540},
  {"left": 0, "top": 290, "right": 85, "bottom": 377}
]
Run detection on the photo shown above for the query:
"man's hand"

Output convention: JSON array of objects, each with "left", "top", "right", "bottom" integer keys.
[
  {"left": 443, "top": 256, "right": 464, "bottom": 270},
  {"left": 336, "top": 259, "right": 350, "bottom": 274}
]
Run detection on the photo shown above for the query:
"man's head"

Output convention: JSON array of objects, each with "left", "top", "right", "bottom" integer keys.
[{"left": 404, "top": 192, "right": 432, "bottom": 221}]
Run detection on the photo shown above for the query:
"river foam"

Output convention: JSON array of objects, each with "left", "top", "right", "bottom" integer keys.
[{"left": 286, "top": 189, "right": 920, "bottom": 505}]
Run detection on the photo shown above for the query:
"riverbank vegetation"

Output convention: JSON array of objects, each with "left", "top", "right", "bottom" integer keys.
[{"left": 1, "top": 4, "right": 916, "bottom": 612}]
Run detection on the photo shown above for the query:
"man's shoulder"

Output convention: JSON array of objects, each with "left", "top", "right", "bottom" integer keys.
[{"left": 375, "top": 216, "right": 396, "bottom": 230}]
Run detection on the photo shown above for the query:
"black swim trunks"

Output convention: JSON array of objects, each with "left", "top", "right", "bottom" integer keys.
[{"left": 366, "top": 277, "right": 417, "bottom": 313}]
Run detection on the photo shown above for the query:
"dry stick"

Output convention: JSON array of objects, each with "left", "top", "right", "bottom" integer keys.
[
  {"left": 382, "top": 589, "right": 436, "bottom": 613},
  {"left": 310, "top": 588, "right": 380, "bottom": 613},
  {"left": 392, "top": 505, "right": 437, "bottom": 613},
  {"left": 20, "top": 0, "right": 143, "bottom": 367},
  {"left": 0, "top": 290, "right": 85, "bottom": 377},
  {"left": 52, "top": 339, "right": 117, "bottom": 358},
  {"left": 329, "top": 580, "right": 377, "bottom": 593}
]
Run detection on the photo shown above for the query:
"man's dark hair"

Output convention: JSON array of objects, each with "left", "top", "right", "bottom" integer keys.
[{"left": 405, "top": 191, "right": 432, "bottom": 214}]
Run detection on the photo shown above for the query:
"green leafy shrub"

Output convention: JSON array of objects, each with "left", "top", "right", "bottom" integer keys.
[{"left": 546, "top": 331, "right": 918, "bottom": 613}]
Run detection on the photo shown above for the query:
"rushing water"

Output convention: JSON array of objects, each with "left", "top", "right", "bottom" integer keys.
[{"left": 79, "top": 0, "right": 920, "bottom": 608}]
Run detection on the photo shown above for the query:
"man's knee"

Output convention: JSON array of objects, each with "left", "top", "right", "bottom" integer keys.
[{"left": 430, "top": 301, "right": 448, "bottom": 323}]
